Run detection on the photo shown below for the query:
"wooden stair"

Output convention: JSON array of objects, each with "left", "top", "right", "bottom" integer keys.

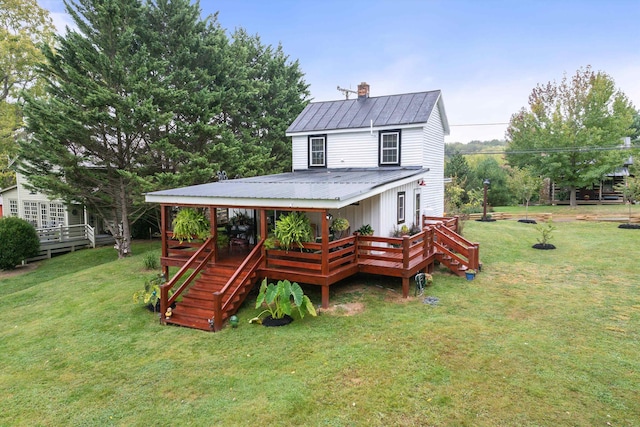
[
  {"left": 435, "top": 251, "right": 468, "bottom": 276},
  {"left": 165, "top": 262, "right": 257, "bottom": 331}
]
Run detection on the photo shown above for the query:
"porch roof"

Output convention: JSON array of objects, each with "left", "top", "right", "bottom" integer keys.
[{"left": 145, "top": 167, "right": 427, "bottom": 209}]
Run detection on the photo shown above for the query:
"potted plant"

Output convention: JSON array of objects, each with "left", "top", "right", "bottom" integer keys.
[
  {"left": 133, "top": 274, "right": 173, "bottom": 312},
  {"left": 171, "top": 208, "right": 210, "bottom": 243},
  {"left": 465, "top": 269, "right": 476, "bottom": 281},
  {"left": 355, "top": 224, "right": 374, "bottom": 236},
  {"left": 273, "top": 211, "right": 313, "bottom": 251},
  {"left": 249, "top": 278, "right": 317, "bottom": 326},
  {"left": 356, "top": 224, "right": 374, "bottom": 254}
]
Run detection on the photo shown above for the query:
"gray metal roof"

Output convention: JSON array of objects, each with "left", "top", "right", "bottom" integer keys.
[
  {"left": 145, "top": 167, "right": 427, "bottom": 209},
  {"left": 286, "top": 90, "right": 442, "bottom": 134}
]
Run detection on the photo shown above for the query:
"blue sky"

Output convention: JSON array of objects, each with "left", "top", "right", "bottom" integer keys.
[{"left": 40, "top": 0, "right": 640, "bottom": 143}]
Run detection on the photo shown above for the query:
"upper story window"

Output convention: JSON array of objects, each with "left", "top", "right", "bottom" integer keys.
[
  {"left": 308, "top": 135, "right": 327, "bottom": 168},
  {"left": 379, "top": 130, "right": 401, "bottom": 166}
]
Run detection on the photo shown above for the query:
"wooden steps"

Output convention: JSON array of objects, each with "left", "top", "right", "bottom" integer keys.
[
  {"left": 164, "top": 263, "right": 258, "bottom": 331},
  {"left": 435, "top": 252, "right": 467, "bottom": 277}
]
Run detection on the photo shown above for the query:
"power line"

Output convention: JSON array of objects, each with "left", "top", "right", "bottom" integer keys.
[
  {"left": 451, "top": 145, "right": 636, "bottom": 156},
  {"left": 449, "top": 122, "right": 509, "bottom": 127}
]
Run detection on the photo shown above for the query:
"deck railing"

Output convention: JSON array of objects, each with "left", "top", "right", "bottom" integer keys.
[
  {"left": 433, "top": 224, "right": 479, "bottom": 271},
  {"left": 357, "top": 227, "right": 435, "bottom": 267},
  {"left": 160, "top": 236, "right": 216, "bottom": 317},
  {"left": 37, "top": 224, "right": 94, "bottom": 243},
  {"left": 212, "top": 240, "right": 265, "bottom": 331}
]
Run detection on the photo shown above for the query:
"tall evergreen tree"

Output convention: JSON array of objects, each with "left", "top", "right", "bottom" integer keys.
[
  {"left": 21, "top": 0, "right": 309, "bottom": 258},
  {"left": 22, "top": 0, "right": 151, "bottom": 257}
]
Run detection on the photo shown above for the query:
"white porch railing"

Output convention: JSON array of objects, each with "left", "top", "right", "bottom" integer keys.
[{"left": 36, "top": 224, "right": 96, "bottom": 247}]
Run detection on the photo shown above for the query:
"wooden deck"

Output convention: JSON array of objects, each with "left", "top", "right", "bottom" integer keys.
[{"left": 158, "top": 216, "right": 480, "bottom": 332}]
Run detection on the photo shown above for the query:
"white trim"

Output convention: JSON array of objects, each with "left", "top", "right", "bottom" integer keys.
[{"left": 309, "top": 135, "right": 326, "bottom": 167}]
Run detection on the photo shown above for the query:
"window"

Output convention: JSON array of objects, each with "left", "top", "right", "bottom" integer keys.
[
  {"left": 9, "top": 199, "right": 18, "bottom": 217},
  {"left": 308, "top": 135, "right": 326, "bottom": 167},
  {"left": 379, "top": 130, "right": 401, "bottom": 166},
  {"left": 23, "top": 201, "right": 38, "bottom": 227},
  {"left": 414, "top": 190, "right": 421, "bottom": 226},
  {"left": 49, "top": 203, "right": 65, "bottom": 227},
  {"left": 397, "top": 191, "right": 406, "bottom": 224},
  {"left": 40, "top": 203, "right": 48, "bottom": 228}
]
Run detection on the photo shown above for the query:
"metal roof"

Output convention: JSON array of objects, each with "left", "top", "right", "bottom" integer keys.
[
  {"left": 286, "top": 90, "right": 442, "bottom": 134},
  {"left": 145, "top": 167, "right": 428, "bottom": 209}
]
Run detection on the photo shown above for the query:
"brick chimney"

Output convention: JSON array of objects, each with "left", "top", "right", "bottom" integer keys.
[{"left": 357, "top": 82, "right": 370, "bottom": 101}]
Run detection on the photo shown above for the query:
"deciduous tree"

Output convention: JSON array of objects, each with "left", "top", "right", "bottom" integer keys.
[
  {"left": 0, "top": 0, "right": 54, "bottom": 188},
  {"left": 506, "top": 66, "right": 636, "bottom": 207}
]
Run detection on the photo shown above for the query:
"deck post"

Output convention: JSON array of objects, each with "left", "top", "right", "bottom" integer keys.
[
  {"left": 210, "top": 206, "right": 218, "bottom": 263},
  {"left": 402, "top": 235, "right": 410, "bottom": 269},
  {"left": 321, "top": 285, "right": 330, "bottom": 309},
  {"left": 161, "top": 205, "right": 169, "bottom": 279},
  {"left": 321, "top": 211, "right": 329, "bottom": 276},
  {"left": 402, "top": 277, "right": 409, "bottom": 298},
  {"left": 212, "top": 292, "right": 223, "bottom": 331}
]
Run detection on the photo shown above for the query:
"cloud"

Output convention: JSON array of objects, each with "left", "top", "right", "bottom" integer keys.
[{"left": 50, "top": 11, "right": 76, "bottom": 34}]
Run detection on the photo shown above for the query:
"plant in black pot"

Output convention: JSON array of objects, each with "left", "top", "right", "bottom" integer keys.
[
  {"left": 249, "top": 278, "right": 317, "bottom": 326},
  {"left": 133, "top": 274, "right": 173, "bottom": 312}
]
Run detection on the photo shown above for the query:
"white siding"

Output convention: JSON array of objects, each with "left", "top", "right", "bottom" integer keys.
[
  {"left": 291, "top": 135, "right": 308, "bottom": 170},
  {"left": 292, "top": 126, "right": 425, "bottom": 170},
  {"left": 400, "top": 127, "right": 423, "bottom": 167},
  {"left": 378, "top": 181, "right": 421, "bottom": 237},
  {"left": 421, "top": 105, "right": 445, "bottom": 216},
  {"left": 326, "top": 131, "right": 378, "bottom": 168}
]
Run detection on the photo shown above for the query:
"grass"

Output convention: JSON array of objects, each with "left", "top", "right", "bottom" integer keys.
[{"left": 1, "top": 221, "right": 639, "bottom": 426}]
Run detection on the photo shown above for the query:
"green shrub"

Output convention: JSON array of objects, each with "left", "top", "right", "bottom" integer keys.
[
  {"left": 0, "top": 217, "right": 40, "bottom": 270},
  {"left": 142, "top": 251, "right": 160, "bottom": 270}
]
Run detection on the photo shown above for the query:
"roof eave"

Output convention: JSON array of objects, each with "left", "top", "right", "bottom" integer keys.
[
  {"left": 286, "top": 122, "right": 428, "bottom": 137},
  {"left": 144, "top": 168, "right": 429, "bottom": 209}
]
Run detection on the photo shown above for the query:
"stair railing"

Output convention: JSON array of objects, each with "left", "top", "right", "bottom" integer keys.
[
  {"left": 212, "top": 240, "right": 264, "bottom": 331},
  {"left": 433, "top": 224, "right": 480, "bottom": 271},
  {"left": 160, "top": 236, "right": 216, "bottom": 318}
]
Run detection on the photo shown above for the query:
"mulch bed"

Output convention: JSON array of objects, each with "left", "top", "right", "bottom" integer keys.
[
  {"left": 518, "top": 219, "right": 538, "bottom": 224},
  {"left": 532, "top": 243, "right": 556, "bottom": 250},
  {"left": 618, "top": 224, "right": 640, "bottom": 229}
]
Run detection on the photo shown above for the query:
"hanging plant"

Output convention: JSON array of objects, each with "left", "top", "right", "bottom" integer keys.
[
  {"left": 330, "top": 217, "right": 349, "bottom": 232},
  {"left": 172, "top": 208, "right": 210, "bottom": 243}
]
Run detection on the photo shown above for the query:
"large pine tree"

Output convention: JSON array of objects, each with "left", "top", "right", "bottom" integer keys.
[{"left": 21, "top": 0, "right": 309, "bottom": 257}]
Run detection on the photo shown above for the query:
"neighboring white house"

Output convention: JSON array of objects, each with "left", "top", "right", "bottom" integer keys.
[
  {"left": 0, "top": 171, "right": 84, "bottom": 228},
  {"left": 146, "top": 82, "right": 449, "bottom": 239}
]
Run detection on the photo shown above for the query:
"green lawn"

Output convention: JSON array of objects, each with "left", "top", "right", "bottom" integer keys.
[{"left": 1, "top": 221, "right": 639, "bottom": 426}]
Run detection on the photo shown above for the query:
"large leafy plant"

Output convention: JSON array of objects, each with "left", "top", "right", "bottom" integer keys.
[
  {"left": 250, "top": 278, "right": 317, "bottom": 323},
  {"left": 171, "top": 208, "right": 210, "bottom": 243},
  {"left": 273, "top": 211, "right": 313, "bottom": 251},
  {"left": 132, "top": 274, "right": 171, "bottom": 312}
]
